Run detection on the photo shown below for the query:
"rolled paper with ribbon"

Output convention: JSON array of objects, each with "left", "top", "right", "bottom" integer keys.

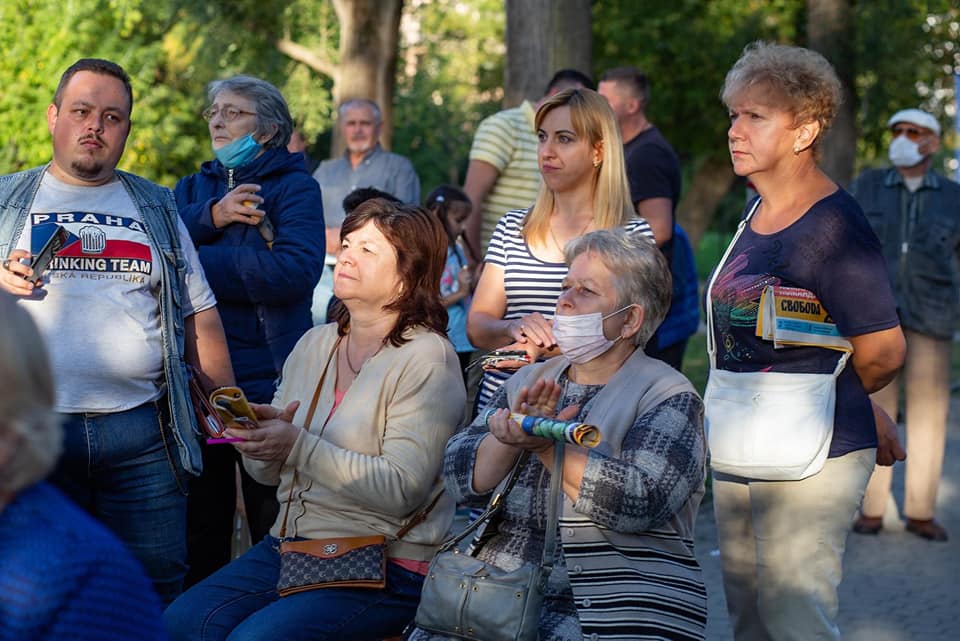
[{"left": 483, "top": 410, "right": 602, "bottom": 448}]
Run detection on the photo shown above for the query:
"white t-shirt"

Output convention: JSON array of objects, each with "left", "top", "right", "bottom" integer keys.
[{"left": 15, "top": 172, "right": 216, "bottom": 413}]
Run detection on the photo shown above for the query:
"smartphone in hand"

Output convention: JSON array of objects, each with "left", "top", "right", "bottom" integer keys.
[
  {"left": 209, "top": 387, "right": 258, "bottom": 429},
  {"left": 27, "top": 225, "right": 69, "bottom": 284}
]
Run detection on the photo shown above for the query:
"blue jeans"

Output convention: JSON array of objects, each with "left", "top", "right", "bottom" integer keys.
[
  {"left": 50, "top": 398, "right": 189, "bottom": 606},
  {"left": 164, "top": 537, "right": 424, "bottom": 641}
]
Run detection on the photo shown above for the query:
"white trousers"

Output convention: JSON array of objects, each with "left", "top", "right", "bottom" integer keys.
[{"left": 713, "top": 449, "right": 875, "bottom": 641}]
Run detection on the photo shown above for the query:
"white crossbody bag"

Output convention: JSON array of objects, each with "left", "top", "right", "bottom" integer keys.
[{"left": 704, "top": 200, "right": 849, "bottom": 481}]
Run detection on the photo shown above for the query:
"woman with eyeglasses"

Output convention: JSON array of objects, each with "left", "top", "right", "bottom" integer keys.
[{"left": 174, "top": 75, "right": 326, "bottom": 587}]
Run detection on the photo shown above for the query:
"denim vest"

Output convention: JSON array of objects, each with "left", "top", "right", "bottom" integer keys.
[
  {"left": 0, "top": 165, "right": 202, "bottom": 474},
  {"left": 851, "top": 167, "right": 960, "bottom": 340}
]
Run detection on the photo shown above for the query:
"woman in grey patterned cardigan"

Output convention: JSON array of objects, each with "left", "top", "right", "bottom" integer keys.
[{"left": 410, "top": 228, "right": 708, "bottom": 641}]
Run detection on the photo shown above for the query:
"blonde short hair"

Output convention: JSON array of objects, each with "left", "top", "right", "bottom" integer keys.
[
  {"left": 721, "top": 41, "right": 841, "bottom": 151},
  {"left": 524, "top": 88, "right": 635, "bottom": 245},
  {"left": 0, "top": 293, "right": 62, "bottom": 494}
]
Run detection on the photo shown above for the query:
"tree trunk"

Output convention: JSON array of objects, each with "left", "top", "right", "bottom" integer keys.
[
  {"left": 504, "top": 0, "right": 592, "bottom": 107},
  {"left": 330, "top": 0, "right": 403, "bottom": 155},
  {"left": 807, "top": 0, "right": 857, "bottom": 186},
  {"left": 677, "top": 152, "right": 738, "bottom": 249}
]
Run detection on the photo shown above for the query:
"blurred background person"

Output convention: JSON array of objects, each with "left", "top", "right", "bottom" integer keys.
[
  {"left": 313, "top": 99, "right": 420, "bottom": 257},
  {"left": 851, "top": 108, "right": 960, "bottom": 542},
  {"left": 175, "top": 74, "right": 326, "bottom": 585},
  {"left": 467, "top": 87, "right": 653, "bottom": 414},
  {"left": 598, "top": 65, "right": 699, "bottom": 370},
  {"left": 708, "top": 42, "right": 905, "bottom": 641},
  {"left": 165, "top": 200, "right": 465, "bottom": 641},
  {"left": 0, "top": 292, "right": 168, "bottom": 641},
  {"left": 410, "top": 228, "right": 707, "bottom": 641},
  {"left": 287, "top": 126, "right": 319, "bottom": 174},
  {"left": 426, "top": 184, "right": 475, "bottom": 379}
]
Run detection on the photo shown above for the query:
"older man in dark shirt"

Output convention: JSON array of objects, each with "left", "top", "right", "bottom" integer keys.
[{"left": 851, "top": 108, "right": 960, "bottom": 542}]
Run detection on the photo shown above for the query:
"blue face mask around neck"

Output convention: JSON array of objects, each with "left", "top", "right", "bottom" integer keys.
[{"left": 214, "top": 134, "right": 262, "bottom": 169}]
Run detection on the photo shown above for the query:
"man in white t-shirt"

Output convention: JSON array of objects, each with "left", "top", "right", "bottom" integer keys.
[{"left": 0, "top": 58, "right": 234, "bottom": 605}]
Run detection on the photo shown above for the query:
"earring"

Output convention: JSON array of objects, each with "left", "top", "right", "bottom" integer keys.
[
  {"left": 593, "top": 158, "right": 601, "bottom": 168},
  {"left": 793, "top": 145, "right": 802, "bottom": 155}
]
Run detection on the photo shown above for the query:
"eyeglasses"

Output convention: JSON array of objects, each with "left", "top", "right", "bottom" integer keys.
[
  {"left": 202, "top": 106, "right": 256, "bottom": 123},
  {"left": 891, "top": 125, "right": 925, "bottom": 140}
]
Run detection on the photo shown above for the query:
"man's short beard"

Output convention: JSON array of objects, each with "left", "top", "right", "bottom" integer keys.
[{"left": 70, "top": 158, "right": 106, "bottom": 180}]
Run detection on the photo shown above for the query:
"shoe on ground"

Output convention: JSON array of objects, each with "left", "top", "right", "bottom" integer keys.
[
  {"left": 852, "top": 515, "right": 883, "bottom": 535},
  {"left": 905, "top": 518, "right": 948, "bottom": 542}
]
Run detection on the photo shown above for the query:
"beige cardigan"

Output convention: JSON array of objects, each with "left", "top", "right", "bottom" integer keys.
[{"left": 244, "top": 323, "right": 466, "bottom": 561}]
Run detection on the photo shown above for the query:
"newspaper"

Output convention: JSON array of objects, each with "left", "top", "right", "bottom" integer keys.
[{"left": 756, "top": 285, "right": 852, "bottom": 352}]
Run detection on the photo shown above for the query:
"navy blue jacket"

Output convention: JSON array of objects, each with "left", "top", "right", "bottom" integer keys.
[{"left": 176, "top": 148, "right": 325, "bottom": 402}]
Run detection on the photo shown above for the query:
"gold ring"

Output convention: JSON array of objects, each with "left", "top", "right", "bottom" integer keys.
[{"left": 1, "top": 259, "right": 10, "bottom": 271}]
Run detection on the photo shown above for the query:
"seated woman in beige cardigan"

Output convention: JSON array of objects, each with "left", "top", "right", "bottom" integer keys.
[{"left": 165, "top": 199, "right": 466, "bottom": 641}]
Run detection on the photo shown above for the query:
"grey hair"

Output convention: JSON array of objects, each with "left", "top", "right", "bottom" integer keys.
[
  {"left": 207, "top": 75, "right": 293, "bottom": 149},
  {"left": 564, "top": 229, "right": 672, "bottom": 348},
  {"left": 338, "top": 98, "right": 382, "bottom": 125},
  {"left": 0, "top": 293, "right": 62, "bottom": 494}
]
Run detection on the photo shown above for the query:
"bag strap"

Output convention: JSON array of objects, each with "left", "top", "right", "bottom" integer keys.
[
  {"left": 704, "top": 198, "right": 852, "bottom": 378},
  {"left": 437, "top": 450, "right": 531, "bottom": 552},
  {"left": 278, "top": 335, "right": 341, "bottom": 540},
  {"left": 438, "top": 442, "right": 565, "bottom": 580},
  {"left": 706, "top": 198, "right": 760, "bottom": 369},
  {"left": 394, "top": 487, "right": 445, "bottom": 542},
  {"left": 539, "top": 441, "right": 564, "bottom": 579},
  {"left": 276, "top": 333, "right": 444, "bottom": 544}
]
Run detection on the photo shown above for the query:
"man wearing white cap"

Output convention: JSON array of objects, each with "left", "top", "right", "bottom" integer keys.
[{"left": 850, "top": 108, "right": 960, "bottom": 542}]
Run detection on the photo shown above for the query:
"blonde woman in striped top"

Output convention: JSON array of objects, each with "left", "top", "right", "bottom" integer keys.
[{"left": 467, "top": 88, "right": 654, "bottom": 412}]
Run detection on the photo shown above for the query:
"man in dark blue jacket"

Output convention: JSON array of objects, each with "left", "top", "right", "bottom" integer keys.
[{"left": 175, "top": 75, "right": 325, "bottom": 583}]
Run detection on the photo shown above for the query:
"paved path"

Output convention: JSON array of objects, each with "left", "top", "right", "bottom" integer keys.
[{"left": 695, "top": 398, "right": 960, "bottom": 641}]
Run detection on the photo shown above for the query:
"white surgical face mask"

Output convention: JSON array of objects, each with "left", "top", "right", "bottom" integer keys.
[
  {"left": 888, "top": 135, "right": 924, "bottom": 168},
  {"left": 552, "top": 305, "right": 632, "bottom": 364}
]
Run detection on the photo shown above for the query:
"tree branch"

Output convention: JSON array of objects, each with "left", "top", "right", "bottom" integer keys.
[{"left": 276, "top": 38, "right": 339, "bottom": 79}]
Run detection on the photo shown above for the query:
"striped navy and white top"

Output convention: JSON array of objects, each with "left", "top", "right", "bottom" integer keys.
[{"left": 476, "top": 209, "right": 655, "bottom": 409}]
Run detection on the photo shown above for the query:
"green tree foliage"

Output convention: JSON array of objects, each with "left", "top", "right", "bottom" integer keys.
[
  {"left": 593, "top": 0, "right": 800, "bottom": 162},
  {"left": 0, "top": 0, "right": 181, "bottom": 181},
  {"left": 2, "top": 0, "right": 955, "bottom": 201},
  {"left": 855, "top": 1, "right": 960, "bottom": 173},
  {"left": 392, "top": 0, "right": 506, "bottom": 193},
  {"left": 0, "top": 0, "right": 333, "bottom": 187}
]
